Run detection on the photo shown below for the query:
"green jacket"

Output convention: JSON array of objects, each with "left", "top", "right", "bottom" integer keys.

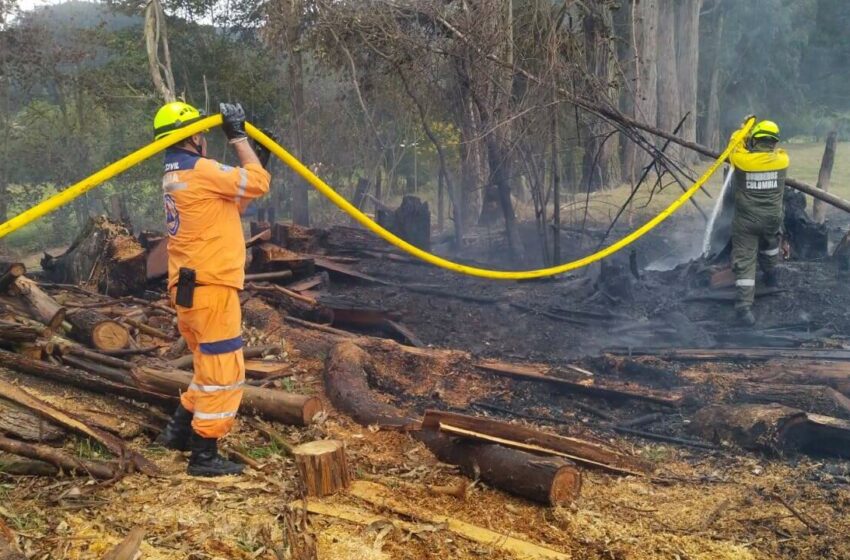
[{"left": 729, "top": 140, "right": 789, "bottom": 227}]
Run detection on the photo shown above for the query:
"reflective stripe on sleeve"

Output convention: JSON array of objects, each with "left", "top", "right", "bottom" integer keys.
[
  {"left": 193, "top": 410, "right": 237, "bottom": 421},
  {"left": 235, "top": 168, "right": 248, "bottom": 205},
  {"left": 199, "top": 335, "right": 243, "bottom": 355},
  {"left": 188, "top": 381, "right": 244, "bottom": 393},
  {"left": 736, "top": 279, "right": 756, "bottom": 287},
  {"left": 760, "top": 247, "right": 780, "bottom": 256}
]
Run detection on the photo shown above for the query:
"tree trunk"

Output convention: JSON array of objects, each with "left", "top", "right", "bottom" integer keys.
[
  {"left": 624, "top": 0, "right": 659, "bottom": 175},
  {"left": 284, "top": 0, "right": 309, "bottom": 226},
  {"left": 655, "top": 0, "right": 681, "bottom": 160},
  {"left": 675, "top": 0, "right": 702, "bottom": 152},
  {"left": 812, "top": 131, "right": 837, "bottom": 224},
  {"left": 701, "top": 8, "right": 725, "bottom": 148}
]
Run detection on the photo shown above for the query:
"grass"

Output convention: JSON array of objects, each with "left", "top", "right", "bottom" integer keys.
[{"left": 74, "top": 438, "right": 110, "bottom": 460}]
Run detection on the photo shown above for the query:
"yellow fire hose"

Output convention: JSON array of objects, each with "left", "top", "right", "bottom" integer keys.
[{"left": 0, "top": 116, "right": 754, "bottom": 280}]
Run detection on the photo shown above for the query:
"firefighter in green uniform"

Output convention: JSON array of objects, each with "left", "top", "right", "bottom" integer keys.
[{"left": 728, "top": 118, "right": 790, "bottom": 326}]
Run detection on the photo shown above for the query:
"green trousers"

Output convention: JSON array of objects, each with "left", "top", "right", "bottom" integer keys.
[{"left": 732, "top": 218, "right": 780, "bottom": 310}]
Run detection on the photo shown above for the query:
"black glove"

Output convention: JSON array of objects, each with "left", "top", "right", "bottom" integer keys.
[
  {"left": 252, "top": 128, "right": 276, "bottom": 169},
  {"left": 220, "top": 102, "right": 247, "bottom": 141}
]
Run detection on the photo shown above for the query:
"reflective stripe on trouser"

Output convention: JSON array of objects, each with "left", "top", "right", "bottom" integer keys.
[
  {"left": 172, "top": 284, "right": 245, "bottom": 438},
  {"left": 732, "top": 218, "right": 780, "bottom": 310}
]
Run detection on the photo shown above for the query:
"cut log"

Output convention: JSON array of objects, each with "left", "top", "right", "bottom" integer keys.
[
  {"left": 0, "top": 459, "right": 58, "bottom": 477},
  {"left": 0, "top": 322, "right": 42, "bottom": 345},
  {"left": 0, "top": 351, "right": 171, "bottom": 405},
  {"left": 0, "top": 398, "right": 65, "bottom": 442},
  {"left": 102, "top": 527, "right": 145, "bottom": 560},
  {"left": 251, "top": 242, "right": 315, "bottom": 277},
  {"left": 41, "top": 217, "right": 147, "bottom": 296},
  {"left": 292, "top": 439, "right": 350, "bottom": 497},
  {"left": 475, "top": 358, "right": 684, "bottom": 407},
  {"left": 689, "top": 403, "right": 809, "bottom": 455},
  {"left": 9, "top": 276, "right": 66, "bottom": 331},
  {"left": 0, "top": 377, "right": 159, "bottom": 476},
  {"left": 803, "top": 413, "right": 850, "bottom": 458},
  {"left": 0, "top": 262, "right": 25, "bottom": 293},
  {"left": 0, "top": 435, "right": 117, "bottom": 479},
  {"left": 734, "top": 382, "right": 850, "bottom": 419},
  {"left": 123, "top": 317, "right": 173, "bottom": 341},
  {"left": 134, "top": 366, "right": 322, "bottom": 426},
  {"left": 168, "top": 344, "right": 282, "bottom": 371},
  {"left": 422, "top": 410, "right": 647, "bottom": 476},
  {"left": 415, "top": 430, "right": 582, "bottom": 506},
  {"left": 66, "top": 309, "right": 129, "bottom": 351},
  {"left": 376, "top": 195, "right": 431, "bottom": 251}
]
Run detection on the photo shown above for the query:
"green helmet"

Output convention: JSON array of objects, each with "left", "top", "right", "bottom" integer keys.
[
  {"left": 153, "top": 101, "right": 204, "bottom": 140},
  {"left": 751, "top": 120, "right": 780, "bottom": 143}
]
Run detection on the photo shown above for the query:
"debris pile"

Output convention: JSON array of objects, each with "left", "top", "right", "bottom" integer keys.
[{"left": 1, "top": 214, "right": 849, "bottom": 558}]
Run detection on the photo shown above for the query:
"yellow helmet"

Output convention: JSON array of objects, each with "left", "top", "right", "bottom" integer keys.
[
  {"left": 153, "top": 101, "right": 204, "bottom": 140},
  {"left": 751, "top": 120, "right": 780, "bottom": 143}
]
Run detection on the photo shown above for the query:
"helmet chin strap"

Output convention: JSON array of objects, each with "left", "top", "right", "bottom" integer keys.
[{"left": 189, "top": 137, "right": 205, "bottom": 157}]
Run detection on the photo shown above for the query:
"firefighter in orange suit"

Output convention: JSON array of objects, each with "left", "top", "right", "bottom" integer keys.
[{"left": 153, "top": 101, "right": 271, "bottom": 476}]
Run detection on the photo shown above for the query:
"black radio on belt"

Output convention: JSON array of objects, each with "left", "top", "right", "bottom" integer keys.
[{"left": 176, "top": 267, "right": 196, "bottom": 308}]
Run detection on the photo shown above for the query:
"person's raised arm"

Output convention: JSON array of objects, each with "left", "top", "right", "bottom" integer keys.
[{"left": 220, "top": 103, "right": 261, "bottom": 167}]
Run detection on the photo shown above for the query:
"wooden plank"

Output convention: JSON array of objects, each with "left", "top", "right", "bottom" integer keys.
[
  {"left": 475, "top": 359, "right": 684, "bottom": 407},
  {"left": 347, "top": 480, "right": 571, "bottom": 560},
  {"left": 244, "top": 359, "right": 291, "bottom": 379}
]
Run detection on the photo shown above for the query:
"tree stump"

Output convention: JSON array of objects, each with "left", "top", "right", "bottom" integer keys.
[
  {"left": 292, "top": 440, "right": 350, "bottom": 497},
  {"left": 376, "top": 195, "right": 431, "bottom": 251},
  {"left": 66, "top": 309, "right": 129, "bottom": 352}
]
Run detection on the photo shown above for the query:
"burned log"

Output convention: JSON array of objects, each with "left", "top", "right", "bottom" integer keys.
[
  {"left": 324, "top": 341, "right": 417, "bottom": 428},
  {"left": 734, "top": 382, "right": 850, "bottom": 419},
  {"left": 323, "top": 341, "right": 582, "bottom": 505},
  {"left": 41, "top": 216, "right": 146, "bottom": 296},
  {"left": 134, "top": 366, "right": 322, "bottom": 426},
  {"left": 474, "top": 358, "right": 684, "bottom": 407},
  {"left": 376, "top": 195, "right": 431, "bottom": 251},
  {"left": 0, "top": 435, "right": 117, "bottom": 479},
  {"left": 760, "top": 360, "right": 850, "bottom": 397},
  {"left": 250, "top": 283, "right": 334, "bottom": 324},
  {"left": 250, "top": 243, "right": 315, "bottom": 278},
  {"left": 690, "top": 403, "right": 809, "bottom": 455},
  {"left": 8, "top": 276, "right": 65, "bottom": 331},
  {"left": 784, "top": 190, "right": 828, "bottom": 260},
  {"left": 66, "top": 308, "right": 129, "bottom": 352}
]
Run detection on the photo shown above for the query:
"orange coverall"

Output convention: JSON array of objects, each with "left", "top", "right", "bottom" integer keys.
[{"left": 162, "top": 147, "right": 270, "bottom": 438}]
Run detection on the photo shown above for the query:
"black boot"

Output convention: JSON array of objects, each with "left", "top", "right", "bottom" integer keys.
[
  {"left": 154, "top": 404, "right": 192, "bottom": 451},
  {"left": 764, "top": 269, "right": 779, "bottom": 288},
  {"left": 736, "top": 307, "right": 756, "bottom": 327},
  {"left": 187, "top": 433, "right": 244, "bottom": 477}
]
